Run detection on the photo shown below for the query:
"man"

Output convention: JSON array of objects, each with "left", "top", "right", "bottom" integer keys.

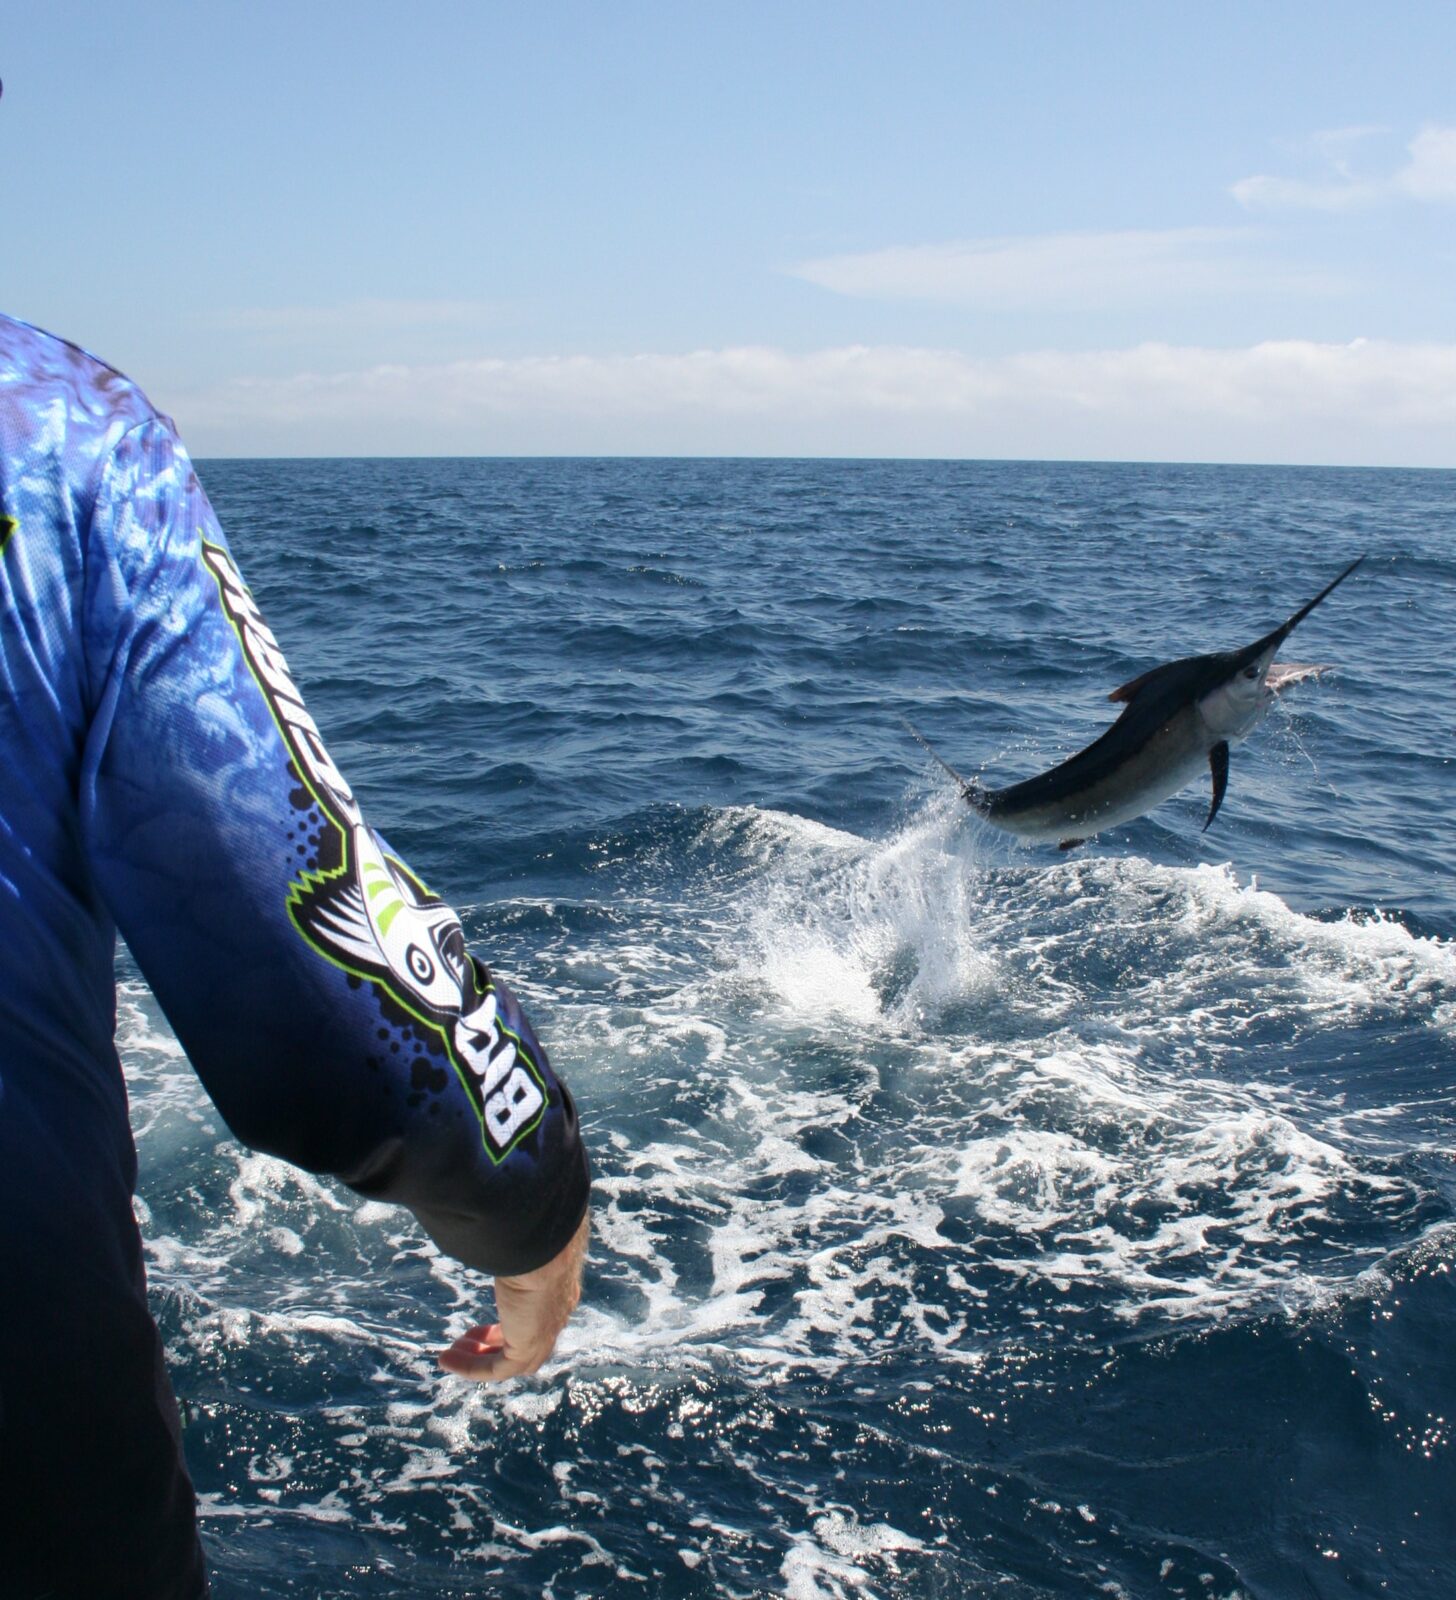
[{"left": 0, "top": 313, "right": 590, "bottom": 1597}]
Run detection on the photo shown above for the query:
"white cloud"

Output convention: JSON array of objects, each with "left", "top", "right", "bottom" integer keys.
[
  {"left": 787, "top": 228, "right": 1332, "bottom": 309},
  {"left": 1233, "top": 122, "right": 1456, "bottom": 210},
  {"left": 170, "top": 339, "right": 1456, "bottom": 467},
  {"left": 1309, "top": 124, "right": 1389, "bottom": 158},
  {"left": 1397, "top": 124, "right": 1456, "bottom": 201},
  {"left": 1228, "top": 174, "right": 1379, "bottom": 213}
]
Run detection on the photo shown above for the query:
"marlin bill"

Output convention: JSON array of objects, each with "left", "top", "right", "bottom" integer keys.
[{"left": 907, "top": 555, "right": 1367, "bottom": 851}]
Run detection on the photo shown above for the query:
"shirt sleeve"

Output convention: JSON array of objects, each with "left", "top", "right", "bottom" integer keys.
[{"left": 78, "top": 417, "right": 589, "bottom": 1277}]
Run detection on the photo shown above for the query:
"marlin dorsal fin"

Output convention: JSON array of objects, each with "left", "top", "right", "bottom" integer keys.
[{"left": 1109, "top": 662, "right": 1177, "bottom": 704}]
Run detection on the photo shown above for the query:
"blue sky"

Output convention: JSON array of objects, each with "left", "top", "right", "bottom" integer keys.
[{"left": 4, "top": 2, "right": 1455, "bottom": 461}]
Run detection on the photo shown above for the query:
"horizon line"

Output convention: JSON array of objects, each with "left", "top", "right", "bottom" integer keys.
[{"left": 190, "top": 451, "right": 1456, "bottom": 473}]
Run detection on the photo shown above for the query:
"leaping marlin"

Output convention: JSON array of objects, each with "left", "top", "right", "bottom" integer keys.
[{"left": 906, "top": 555, "right": 1366, "bottom": 850}]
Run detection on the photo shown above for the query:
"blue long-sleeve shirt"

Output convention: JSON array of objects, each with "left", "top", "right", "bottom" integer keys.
[{"left": 0, "top": 313, "right": 589, "bottom": 1279}]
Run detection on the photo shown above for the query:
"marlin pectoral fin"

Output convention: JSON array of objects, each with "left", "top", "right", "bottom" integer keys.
[{"left": 1204, "top": 741, "right": 1229, "bottom": 832}]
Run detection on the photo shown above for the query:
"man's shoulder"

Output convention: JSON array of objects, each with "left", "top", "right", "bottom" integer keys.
[{"left": 0, "top": 312, "right": 167, "bottom": 444}]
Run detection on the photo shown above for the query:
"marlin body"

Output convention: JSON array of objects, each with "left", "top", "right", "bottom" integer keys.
[{"left": 908, "top": 556, "right": 1365, "bottom": 850}]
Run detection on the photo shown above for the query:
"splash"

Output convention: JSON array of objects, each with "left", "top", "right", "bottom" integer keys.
[{"left": 118, "top": 796, "right": 1453, "bottom": 1595}]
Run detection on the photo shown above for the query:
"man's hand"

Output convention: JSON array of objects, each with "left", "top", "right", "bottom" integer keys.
[{"left": 437, "top": 1209, "right": 589, "bottom": 1383}]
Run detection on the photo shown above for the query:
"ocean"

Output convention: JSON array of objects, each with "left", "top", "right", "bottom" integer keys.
[{"left": 120, "top": 457, "right": 1455, "bottom": 1598}]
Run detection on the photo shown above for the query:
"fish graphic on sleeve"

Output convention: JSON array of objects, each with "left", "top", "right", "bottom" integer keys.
[
  {"left": 202, "top": 538, "right": 547, "bottom": 1160},
  {"left": 291, "top": 827, "right": 547, "bottom": 1156}
]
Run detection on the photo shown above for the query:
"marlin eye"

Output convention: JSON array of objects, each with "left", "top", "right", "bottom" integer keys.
[
  {"left": 405, "top": 945, "right": 435, "bottom": 984},
  {"left": 1243, "top": 667, "right": 1260, "bottom": 680}
]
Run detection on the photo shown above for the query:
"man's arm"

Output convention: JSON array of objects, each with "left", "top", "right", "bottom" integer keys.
[{"left": 80, "top": 417, "right": 588, "bottom": 1344}]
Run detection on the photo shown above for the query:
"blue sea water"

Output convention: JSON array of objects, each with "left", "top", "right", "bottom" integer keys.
[{"left": 121, "top": 458, "right": 1455, "bottom": 1599}]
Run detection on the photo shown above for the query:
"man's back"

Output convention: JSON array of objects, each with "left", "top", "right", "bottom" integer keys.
[{"left": 0, "top": 315, "right": 589, "bottom": 1597}]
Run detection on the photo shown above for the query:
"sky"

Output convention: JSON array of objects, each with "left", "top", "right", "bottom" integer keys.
[{"left": 3, "top": 1, "right": 1455, "bottom": 462}]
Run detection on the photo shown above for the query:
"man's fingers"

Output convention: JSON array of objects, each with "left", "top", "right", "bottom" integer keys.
[
  {"left": 439, "top": 1322, "right": 503, "bottom": 1369},
  {"left": 437, "top": 1322, "right": 550, "bottom": 1383},
  {"left": 437, "top": 1210, "right": 590, "bottom": 1384}
]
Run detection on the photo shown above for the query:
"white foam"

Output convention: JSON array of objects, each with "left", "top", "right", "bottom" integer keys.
[
  {"left": 112, "top": 791, "right": 1452, "bottom": 1575},
  {"left": 781, "top": 1512, "right": 925, "bottom": 1599}
]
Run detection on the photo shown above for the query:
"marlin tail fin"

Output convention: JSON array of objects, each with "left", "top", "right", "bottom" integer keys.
[{"left": 902, "top": 718, "right": 988, "bottom": 809}]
